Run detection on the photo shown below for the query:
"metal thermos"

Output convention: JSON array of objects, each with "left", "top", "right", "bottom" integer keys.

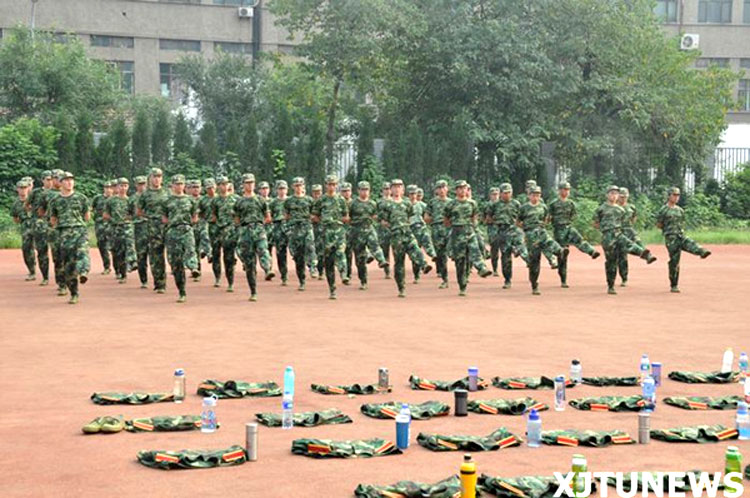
[
  {"left": 454, "top": 389, "right": 468, "bottom": 416},
  {"left": 638, "top": 411, "right": 651, "bottom": 444},
  {"left": 245, "top": 423, "right": 258, "bottom": 461}
]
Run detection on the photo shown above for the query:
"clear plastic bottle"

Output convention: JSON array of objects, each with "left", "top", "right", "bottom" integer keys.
[
  {"left": 570, "top": 360, "right": 582, "bottom": 384},
  {"left": 641, "top": 376, "right": 656, "bottom": 412},
  {"left": 526, "top": 409, "right": 541, "bottom": 447},
  {"left": 283, "top": 366, "right": 295, "bottom": 398},
  {"left": 722, "top": 348, "right": 734, "bottom": 373},
  {"left": 639, "top": 354, "right": 651, "bottom": 383},
  {"left": 736, "top": 401, "right": 750, "bottom": 440},
  {"left": 554, "top": 375, "right": 565, "bottom": 411},
  {"left": 467, "top": 367, "right": 478, "bottom": 392},
  {"left": 201, "top": 396, "right": 217, "bottom": 433},
  {"left": 282, "top": 395, "right": 293, "bottom": 430},
  {"left": 739, "top": 352, "right": 748, "bottom": 381},
  {"left": 173, "top": 368, "right": 185, "bottom": 403},
  {"left": 396, "top": 403, "right": 411, "bottom": 449}
]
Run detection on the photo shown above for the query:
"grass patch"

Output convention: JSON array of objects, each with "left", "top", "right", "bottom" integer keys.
[
  {"left": 0, "top": 230, "right": 21, "bottom": 249},
  {"left": 639, "top": 229, "right": 750, "bottom": 245}
]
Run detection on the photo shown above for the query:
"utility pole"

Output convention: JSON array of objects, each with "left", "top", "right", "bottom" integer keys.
[{"left": 30, "top": 0, "right": 40, "bottom": 39}]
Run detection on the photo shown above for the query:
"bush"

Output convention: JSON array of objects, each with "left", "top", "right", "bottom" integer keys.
[
  {"left": 683, "top": 193, "right": 727, "bottom": 229},
  {"left": 722, "top": 163, "right": 750, "bottom": 219}
]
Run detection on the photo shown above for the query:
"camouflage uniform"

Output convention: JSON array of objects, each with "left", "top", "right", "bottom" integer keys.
[
  {"left": 480, "top": 474, "right": 597, "bottom": 498},
  {"left": 485, "top": 184, "right": 529, "bottom": 287},
  {"left": 234, "top": 175, "right": 274, "bottom": 299},
  {"left": 188, "top": 180, "right": 211, "bottom": 278},
  {"left": 163, "top": 176, "right": 199, "bottom": 299},
  {"left": 91, "top": 186, "right": 112, "bottom": 273},
  {"left": 355, "top": 476, "right": 461, "bottom": 498},
  {"left": 136, "top": 171, "right": 169, "bottom": 291},
  {"left": 340, "top": 182, "right": 354, "bottom": 281},
  {"left": 519, "top": 193, "right": 563, "bottom": 293},
  {"left": 269, "top": 181, "right": 290, "bottom": 284},
  {"left": 311, "top": 177, "right": 349, "bottom": 297},
  {"left": 12, "top": 183, "right": 36, "bottom": 278},
  {"left": 26, "top": 174, "right": 51, "bottom": 283},
  {"left": 408, "top": 185, "right": 436, "bottom": 282},
  {"left": 137, "top": 446, "right": 247, "bottom": 470},
  {"left": 211, "top": 178, "right": 239, "bottom": 289},
  {"left": 656, "top": 187, "right": 710, "bottom": 291},
  {"left": 375, "top": 183, "right": 392, "bottom": 278},
  {"left": 39, "top": 179, "right": 64, "bottom": 291},
  {"left": 617, "top": 187, "right": 641, "bottom": 285},
  {"left": 444, "top": 184, "right": 490, "bottom": 294},
  {"left": 311, "top": 185, "right": 325, "bottom": 277},
  {"left": 200, "top": 179, "right": 220, "bottom": 282},
  {"left": 417, "top": 428, "right": 521, "bottom": 452},
  {"left": 256, "top": 409, "right": 352, "bottom": 427},
  {"left": 105, "top": 180, "right": 137, "bottom": 281},
  {"left": 49, "top": 176, "right": 90, "bottom": 300},
  {"left": 348, "top": 182, "right": 388, "bottom": 288},
  {"left": 425, "top": 183, "right": 451, "bottom": 286},
  {"left": 650, "top": 425, "right": 738, "bottom": 443},
  {"left": 284, "top": 180, "right": 318, "bottom": 289},
  {"left": 311, "top": 383, "right": 390, "bottom": 395},
  {"left": 131, "top": 177, "right": 149, "bottom": 286},
  {"left": 291, "top": 438, "right": 400, "bottom": 459},
  {"left": 483, "top": 189, "right": 500, "bottom": 274}
]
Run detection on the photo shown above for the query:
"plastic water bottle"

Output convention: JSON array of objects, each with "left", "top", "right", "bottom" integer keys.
[
  {"left": 642, "top": 376, "right": 656, "bottom": 412},
  {"left": 722, "top": 348, "right": 734, "bottom": 373},
  {"left": 553, "top": 375, "right": 566, "bottom": 411},
  {"left": 396, "top": 403, "right": 411, "bottom": 449},
  {"left": 570, "top": 360, "right": 582, "bottom": 384},
  {"left": 739, "top": 352, "right": 748, "bottom": 380},
  {"left": 283, "top": 366, "right": 295, "bottom": 398},
  {"left": 737, "top": 402, "right": 750, "bottom": 440},
  {"left": 527, "top": 409, "right": 541, "bottom": 447},
  {"left": 173, "top": 368, "right": 185, "bottom": 403},
  {"left": 639, "top": 354, "right": 651, "bottom": 383},
  {"left": 201, "top": 396, "right": 217, "bottom": 433},
  {"left": 460, "top": 454, "right": 477, "bottom": 498},
  {"left": 282, "top": 395, "right": 293, "bottom": 430},
  {"left": 467, "top": 366, "right": 478, "bottom": 392}
]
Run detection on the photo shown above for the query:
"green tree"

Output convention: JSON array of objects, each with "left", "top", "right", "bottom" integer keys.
[
  {"left": 0, "top": 118, "right": 58, "bottom": 195},
  {"left": 173, "top": 112, "right": 193, "bottom": 157},
  {"left": 53, "top": 114, "right": 76, "bottom": 172},
  {"left": 151, "top": 106, "right": 172, "bottom": 165},
  {"left": 194, "top": 122, "right": 220, "bottom": 175},
  {"left": 241, "top": 116, "right": 259, "bottom": 173},
  {"left": 723, "top": 164, "right": 750, "bottom": 219},
  {"left": 131, "top": 110, "right": 151, "bottom": 173},
  {"left": 74, "top": 113, "right": 95, "bottom": 174},
  {"left": 109, "top": 118, "right": 131, "bottom": 178}
]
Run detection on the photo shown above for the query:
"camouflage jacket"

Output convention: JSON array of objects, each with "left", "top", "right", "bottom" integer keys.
[
  {"left": 360, "top": 401, "right": 450, "bottom": 420},
  {"left": 196, "top": 380, "right": 281, "bottom": 398},
  {"left": 137, "top": 445, "right": 246, "bottom": 469},
  {"left": 256, "top": 408, "right": 352, "bottom": 427},
  {"left": 409, "top": 374, "right": 489, "bottom": 391},
  {"left": 417, "top": 427, "right": 522, "bottom": 452},
  {"left": 468, "top": 398, "right": 548, "bottom": 415},
  {"left": 291, "top": 438, "right": 400, "bottom": 459},
  {"left": 90, "top": 392, "right": 174, "bottom": 405}
]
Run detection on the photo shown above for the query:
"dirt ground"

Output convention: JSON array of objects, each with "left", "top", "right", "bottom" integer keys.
[{"left": 0, "top": 244, "right": 749, "bottom": 497}]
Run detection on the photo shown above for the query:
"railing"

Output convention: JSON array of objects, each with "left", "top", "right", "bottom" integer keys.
[{"left": 709, "top": 148, "right": 750, "bottom": 184}]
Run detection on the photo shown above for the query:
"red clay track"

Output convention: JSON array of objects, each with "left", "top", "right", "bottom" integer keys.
[{"left": 0, "top": 245, "right": 749, "bottom": 497}]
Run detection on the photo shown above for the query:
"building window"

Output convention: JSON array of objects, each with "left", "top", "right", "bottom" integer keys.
[
  {"left": 741, "top": 59, "right": 750, "bottom": 69},
  {"left": 740, "top": 80, "right": 750, "bottom": 111},
  {"left": 108, "top": 61, "right": 134, "bottom": 95},
  {"left": 212, "top": 0, "right": 257, "bottom": 5},
  {"left": 654, "top": 0, "right": 677, "bottom": 22},
  {"left": 698, "top": 0, "right": 732, "bottom": 23},
  {"left": 745, "top": 0, "right": 750, "bottom": 23},
  {"left": 160, "top": 63, "right": 187, "bottom": 103},
  {"left": 214, "top": 41, "right": 253, "bottom": 54},
  {"left": 91, "top": 35, "right": 134, "bottom": 49},
  {"left": 159, "top": 39, "right": 200, "bottom": 52},
  {"left": 695, "top": 57, "right": 730, "bottom": 68}
]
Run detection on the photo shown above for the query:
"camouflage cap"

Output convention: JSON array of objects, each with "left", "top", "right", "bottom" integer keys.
[
  {"left": 106, "top": 180, "right": 117, "bottom": 188},
  {"left": 258, "top": 181, "right": 270, "bottom": 189},
  {"left": 117, "top": 177, "right": 129, "bottom": 185},
  {"left": 340, "top": 182, "right": 352, "bottom": 191},
  {"left": 134, "top": 175, "right": 147, "bottom": 184},
  {"left": 489, "top": 187, "right": 500, "bottom": 194},
  {"left": 242, "top": 173, "right": 256, "bottom": 183},
  {"left": 204, "top": 178, "right": 216, "bottom": 188},
  {"left": 21, "top": 176, "right": 33, "bottom": 184},
  {"left": 276, "top": 180, "right": 288, "bottom": 189},
  {"left": 417, "top": 188, "right": 424, "bottom": 195},
  {"left": 668, "top": 186, "right": 681, "bottom": 195},
  {"left": 358, "top": 181, "right": 370, "bottom": 190},
  {"left": 325, "top": 174, "right": 338, "bottom": 185},
  {"left": 619, "top": 187, "right": 629, "bottom": 196},
  {"left": 499, "top": 183, "right": 513, "bottom": 193},
  {"left": 311, "top": 184, "right": 322, "bottom": 192},
  {"left": 607, "top": 185, "right": 620, "bottom": 193},
  {"left": 16, "top": 179, "right": 30, "bottom": 188},
  {"left": 149, "top": 167, "right": 163, "bottom": 177},
  {"left": 406, "top": 184, "right": 418, "bottom": 194},
  {"left": 61, "top": 171, "right": 75, "bottom": 180},
  {"left": 171, "top": 174, "right": 186, "bottom": 185},
  {"left": 52, "top": 169, "right": 64, "bottom": 179},
  {"left": 216, "top": 175, "right": 229, "bottom": 184},
  {"left": 382, "top": 181, "right": 391, "bottom": 190},
  {"left": 292, "top": 176, "right": 305, "bottom": 186},
  {"left": 530, "top": 185, "right": 542, "bottom": 194},
  {"left": 434, "top": 179, "right": 448, "bottom": 189},
  {"left": 390, "top": 178, "right": 404, "bottom": 186},
  {"left": 558, "top": 181, "right": 571, "bottom": 190},
  {"left": 525, "top": 179, "right": 537, "bottom": 188},
  {"left": 454, "top": 180, "right": 468, "bottom": 188},
  {"left": 41, "top": 170, "right": 52, "bottom": 179}
]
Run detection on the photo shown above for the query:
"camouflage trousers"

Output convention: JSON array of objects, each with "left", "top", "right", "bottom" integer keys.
[
  {"left": 665, "top": 234, "right": 707, "bottom": 287},
  {"left": 554, "top": 224, "right": 596, "bottom": 284},
  {"left": 49, "top": 227, "right": 64, "bottom": 288},
  {"left": 350, "top": 224, "right": 386, "bottom": 285},
  {"left": 271, "top": 221, "right": 289, "bottom": 282},
  {"left": 166, "top": 224, "right": 198, "bottom": 296},
  {"left": 450, "top": 226, "right": 486, "bottom": 292},
  {"left": 320, "top": 223, "right": 347, "bottom": 292},
  {"left": 146, "top": 219, "right": 167, "bottom": 291},
  {"left": 344, "top": 226, "right": 353, "bottom": 280},
  {"left": 491, "top": 224, "right": 529, "bottom": 284},
  {"left": 20, "top": 226, "right": 36, "bottom": 276},
  {"left": 237, "top": 223, "right": 272, "bottom": 295},
  {"left": 410, "top": 223, "right": 436, "bottom": 280},
  {"left": 377, "top": 225, "right": 391, "bottom": 277},
  {"left": 287, "top": 222, "right": 317, "bottom": 285},
  {"left": 475, "top": 226, "right": 489, "bottom": 259},
  {"left": 313, "top": 224, "right": 325, "bottom": 276},
  {"left": 430, "top": 224, "right": 450, "bottom": 284},
  {"left": 524, "top": 227, "right": 562, "bottom": 290},
  {"left": 94, "top": 221, "right": 112, "bottom": 271},
  {"left": 133, "top": 223, "right": 149, "bottom": 285},
  {"left": 389, "top": 226, "right": 428, "bottom": 293},
  {"left": 617, "top": 227, "right": 641, "bottom": 283},
  {"left": 32, "top": 220, "right": 49, "bottom": 280},
  {"left": 215, "top": 224, "right": 237, "bottom": 286},
  {"left": 193, "top": 220, "right": 211, "bottom": 275},
  {"left": 601, "top": 229, "right": 647, "bottom": 288},
  {"left": 208, "top": 223, "right": 222, "bottom": 280},
  {"left": 111, "top": 223, "right": 137, "bottom": 279},
  {"left": 58, "top": 226, "right": 90, "bottom": 296}
]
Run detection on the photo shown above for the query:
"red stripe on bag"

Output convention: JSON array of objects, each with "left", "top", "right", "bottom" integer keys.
[
  {"left": 222, "top": 449, "right": 246, "bottom": 462},
  {"left": 418, "top": 382, "right": 437, "bottom": 391},
  {"left": 327, "top": 386, "right": 346, "bottom": 394},
  {"left": 132, "top": 420, "right": 154, "bottom": 431},
  {"left": 590, "top": 403, "right": 609, "bottom": 412},
  {"left": 380, "top": 407, "right": 398, "bottom": 418},
  {"left": 308, "top": 443, "right": 331, "bottom": 454},
  {"left": 556, "top": 436, "right": 579, "bottom": 447},
  {"left": 508, "top": 381, "right": 527, "bottom": 389},
  {"left": 155, "top": 453, "right": 179, "bottom": 463},
  {"left": 499, "top": 436, "right": 518, "bottom": 448},
  {"left": 687, "top": 401, "right": 708, "bottom": 410},
  {"left": 375, "top": 441, "right": 395, "bottom": 454}
]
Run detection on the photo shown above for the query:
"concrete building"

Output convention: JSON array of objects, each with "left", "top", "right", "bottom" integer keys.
[{"left": 0, "top": 0, "right": 295, "bottom": 100}]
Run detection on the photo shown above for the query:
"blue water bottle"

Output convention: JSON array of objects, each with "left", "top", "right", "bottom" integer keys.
[
  {"left": 201, "top": 396, "right": 217, "bottom": 433},
  {"left": 642, "top": 376, "right": 656, "bottom": 412},
  {"left": 284, "top": 366, "right": 295, "bottom": 398},
  {"left": 396, "top": 403, "right": 411, "bottom": 449},
  {"left": 527, "top": 409, "right": 541, "bottom": 448}
]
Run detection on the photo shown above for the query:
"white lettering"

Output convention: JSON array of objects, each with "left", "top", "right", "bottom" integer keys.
[
  {"left": 553, "top": 472, "right": 574, "bottom": 498},
  {"left": 593, "top": 472, "right": 615, "bottom": 498},
  {"left": 722, "top": 472, "right": 744, "bottom": 498},
  {"left": 667, "top": 472, "right": 686, "bottom": 498},
  {"left": 641, "top": 472, "right": 664, "bottom": 497},
  {"left": 616, "top": 472, "right": 639, "bottom": 498},
  {"left": 688, "top": 471, "right": 721, "bottom": 498}
]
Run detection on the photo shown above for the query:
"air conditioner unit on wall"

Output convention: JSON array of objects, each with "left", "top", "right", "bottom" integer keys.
[
  {"left": 681, "top": 34, "right": 700, "bottom": 50},
  {"left": 238, "top": 6, "right": 254, "bottom": 18}
]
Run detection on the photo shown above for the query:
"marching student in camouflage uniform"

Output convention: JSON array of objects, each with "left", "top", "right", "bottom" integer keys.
[
  {"left": 269, "top": 180, "right": 290, "bottom": 285},
  {"left": 376, "top": 182, "right": 393, "bottom": 279},
  {"left": 25, "top": 171, "right": 52, "bottom": 285},
  {"left": 284, "top": 177, "right": 318, "bottom": 290},
  {"left": 91, "top": 181, "right": 114, "bottom": 275},
  {"left": 234, "top": 173, "right": 275, "bottom": 301},
  {"left": 49, "top": 172, "right": 90, "bottom": 304},
  {"left": 162, "top": 175, "right": 200, "bottom": 303},
  {"left": 616, "top": 187, "right": 640, "bottom": 287},
  {"left": 311, "top": 175, "right": 350, "bottom": 299},
  {"left": 594, "top": 185, "right": 657, "bottom": 294},
  {"left": 466, "top": 184, "right": 489, "bottom": 261},
  {"left": 349, "top": 181, "right": 389, "bottom": 290},
  {"left": 549, "top": 182, "right": 600, "bottom": 288},
  {"left": 340, "top": 182, "right": 354, "bottom": 282},
  {"left": 188, "top": 179, "right": 211, "bottom": 281},
  {"left": 131, "top": 176, "right": 149, "bottom": 288},
  {"left": 518, "top": 186, "right": 564, "bottom": 295},
  {"left": 201, "top": 178, "right": 222, "bottom": 285},
  {"left": 311, "top": 184, "right": 325, "bottom": 279},
  {"left": 40, "top": 170, "right": 66, "bottom": 295},
  {"left": 136, "top": 168, "right": 169, "bottom": 293},
  {"left": 485, "top": 183, "right": 529, "bottom": 289},
  {"left": 104, "top": 178, "right": 136, "bottom": 283},
  {"left": 444, "top": 180, "right": 491, "bottom": 296},
  {"left": 379, "top": 179, "right": 433, "bottom": 297},
  {"left": 257, "top": 181, "right": 273, "bottom": 253},
  {"left": 211, "top": 176, "right": 239, "bottom": 292},
  {"left": 407, "top": 184, "right": 436, "bottom": 284},
  {"left": 656, "top": 186, "right": 711, "bottom": 293},
  {"left": 484, "top": 187, "right": 500, "bottom": 276},
  {"left": 12, "top": 178, "right": 36, "bottom": 280},
  {"left": 424, "top": 179, "right": 451, "bottom": 288}
]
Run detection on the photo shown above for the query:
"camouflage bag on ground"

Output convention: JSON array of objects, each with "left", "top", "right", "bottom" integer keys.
[
  {"left": 480, "top": 474, "right": 597, "bottom": 498},
  {"left": 360, "top": 401, "right": 450, "bottom": 420},
  {"left": 650, "top": 424, "right": 738, "bottom": 443},
  {"left": 311, "top": 383, "right": 390, "bottom": 395},
  {"left": 125, "top": 415, "right": 205, "bottom": 432},
  {"left": 745, "top": 465, "right": 749, "bottom": 480},
  {"left": 581, "top": 376, "right": 638, "bottom": 386},
  {"left": 467, "top": 398, "right": 548, "bottom": 415},
  {"left": 409, "top": 374, "right": 489, "bottom": 391},
  {"left": 137, "top": 445, "right": 246, "bottom": 470},
  {"left": 196, "top": 380, "right": 281, "bottom": 398},
  {"left": 291, "top": 438, "right": 401, "bottom": 458},
  {"left": 569, "top": 395, "right": 646, "bottom": 412},
  {"left": 256, "top": 408, "right": 352, "bottom": 427},
  {"left": 492, "top": 376, "right": 574, "bottom": 390},
  {"left": 354, "top": 475, "right": 463, "bottom": 498},
  {"left": 540, "top": 429, "right": 634, "bottom": 447},
  {"left": 417, "top": 427, "right": 522, "bottom": 452},
  {"left": 604, "top": 471, "right": 723, "bottom": 493},
  {"left": 667, "top": 371, "right": 739, "bottom": 383},
  {"left": 663, "top": 395, "right": 743, "bottom": 410},
  {"left": 91, "top": 392, "right": 174, "bottom": 405}
]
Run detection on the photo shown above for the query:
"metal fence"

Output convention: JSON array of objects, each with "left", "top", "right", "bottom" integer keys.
[
  {"left": 329, "top": 137, "right": 357, "bottom": 179},
  {"left": 709, "top": 148, "right": 750, "bottom": 184}
]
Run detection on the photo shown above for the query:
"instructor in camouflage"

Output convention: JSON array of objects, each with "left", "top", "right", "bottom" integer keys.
[
  {"left": 136, "top": 168, "right": 169, "bottom": 293},
  {"left": 163, "top": 175, "right": 200, "bottom": 302},
  {"left": 284, "top": 177, "right": 318, "bottom": 290},
  {"left": 91, "top": 181, "right": 114, "bottom": 275},
  {"left": 311, "top": 175, "right": 350, "bottom": 299},
  {"left": 348, "top": 181, "right": 389, "bottom": 290},
  {"left": 518, "top": 186, "right": 563, "bottom": 295}
]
